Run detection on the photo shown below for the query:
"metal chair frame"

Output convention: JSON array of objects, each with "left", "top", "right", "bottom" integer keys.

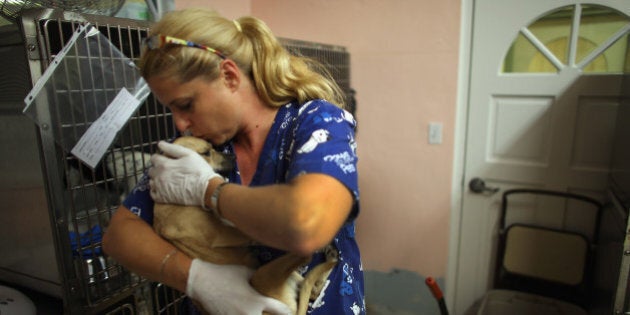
[{"left": 492, "top": 189, "right": 603, "bottom": 309}]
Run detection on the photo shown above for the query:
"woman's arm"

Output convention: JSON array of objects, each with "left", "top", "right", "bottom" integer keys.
[
  {"left": 149, "top": 139, "right": 355, "bottom": 257},
  {"left": 102, "top": 206, "right": 191, "bottom": 292},
  {"left": 102, "top": 206, "right": 292, "bottom": 314},
  {"left": 205, "top": 173, "right": 353, "bottom": 256}
]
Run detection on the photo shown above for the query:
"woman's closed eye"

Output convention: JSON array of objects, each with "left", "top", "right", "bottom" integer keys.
[{"left": 171, "top": 101, "right": 193, "bottom": 112}]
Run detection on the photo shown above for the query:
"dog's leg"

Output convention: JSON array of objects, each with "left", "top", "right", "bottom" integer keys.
[
  {"left": 296, "top": 245, "right": 339, "bottom": 315},
  {"left": 250, "top": 254, "right": 310, "bottom": 315}
]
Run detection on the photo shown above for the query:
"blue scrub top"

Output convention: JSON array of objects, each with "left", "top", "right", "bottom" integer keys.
[{"left": 123, "top": 99, "right": 365, "bottom": 314}]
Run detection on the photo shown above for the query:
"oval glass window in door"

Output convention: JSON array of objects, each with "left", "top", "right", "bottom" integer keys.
[{"left": 501, "top": 4, "right": 630, "bottom": 74}]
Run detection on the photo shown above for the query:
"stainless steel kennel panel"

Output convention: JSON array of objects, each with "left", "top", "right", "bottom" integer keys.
[
  {"left": 0, "top": 8, "right": 352, "bottom": 314},
  {"left": 1, "top": 9, "right": 171, "bottom": 314}
]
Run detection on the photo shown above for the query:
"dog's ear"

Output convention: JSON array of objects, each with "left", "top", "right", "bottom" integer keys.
[
  {"left": 173, "top": 136, "right": 212, "bottom": 154},
  {"left": 172, "top": 136, "right": 235, "bottom": 172},
  {"left": 208, "top": 151, "right": 235, "bottom": 172}
]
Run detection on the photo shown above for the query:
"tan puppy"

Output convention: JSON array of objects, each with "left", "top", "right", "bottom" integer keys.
[{"left": 152, "top": 136, "right": 337, "bottom": 315}]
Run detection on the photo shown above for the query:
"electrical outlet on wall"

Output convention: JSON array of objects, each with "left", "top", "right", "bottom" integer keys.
[{"left": 428, "top": 122, "right": 443, "bottom": 144}]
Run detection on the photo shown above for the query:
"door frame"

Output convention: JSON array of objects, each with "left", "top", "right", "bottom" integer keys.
[
  {"left": 446, "top": 0, "right": 474, "bottom": 312},
  {"left": 448, "top": 0, "right": 629, "bottom": 313}
]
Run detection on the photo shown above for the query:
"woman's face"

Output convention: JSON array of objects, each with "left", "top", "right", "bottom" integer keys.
[{"left": 147, "top": 74, "right": 241, "bottom": 146}]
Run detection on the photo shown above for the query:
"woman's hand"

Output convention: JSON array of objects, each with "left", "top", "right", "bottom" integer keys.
[
  {"left": 186, "top": 259, "right": 291, "bottom": 315},
  {"left": 149, "top": 141, "right": 221, "bottom": 206}
]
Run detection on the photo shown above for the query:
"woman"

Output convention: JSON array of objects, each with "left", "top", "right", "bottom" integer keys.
[{"left": 102, "top": 8, "right": 364, "bottom": 315}]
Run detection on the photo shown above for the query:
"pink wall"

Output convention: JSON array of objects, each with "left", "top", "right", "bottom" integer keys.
[
  {"left": 176, "top": 0, "right": 460, "bottom": 280},
  {"left": 175, "top": 0, "right": 250, "bottom": 18}
]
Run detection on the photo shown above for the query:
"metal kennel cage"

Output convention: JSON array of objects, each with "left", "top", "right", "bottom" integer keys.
[{"left": 0, "top": 8, "right": 353, "bottom": 314}]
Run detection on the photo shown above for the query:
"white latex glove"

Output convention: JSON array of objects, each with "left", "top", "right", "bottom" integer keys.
[
  {"left": 148, "top": 141, "right": 222, "bottom": 206},
  {"left": 186, "top": 259, "right": 291, "bottom": 315}
]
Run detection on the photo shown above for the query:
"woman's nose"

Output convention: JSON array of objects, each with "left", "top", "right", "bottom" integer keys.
[{"left": 173, "top": 114, "right": 191, "bottom": 132}]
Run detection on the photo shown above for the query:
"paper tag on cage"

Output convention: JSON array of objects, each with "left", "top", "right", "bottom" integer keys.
[
  {"left": 22, "top": 23, "right": 151, "bottom": 168},
  {"left": 71, "top": 88, "right": 142, "bottom": 168}
]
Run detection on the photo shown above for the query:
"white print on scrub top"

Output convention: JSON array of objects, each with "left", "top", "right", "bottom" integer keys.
[
  {"left": 323, "top": 151, "right": 356, "bottom": 174},
  {"left": 323, "top": 109, "right": 355, "bottom": 125},
  {"left": 297, "top": 129, "right": 330, "bottom": 154},
  {"left": 129, "top": 206, "right": 142, "bottom": 217},
  {"left": 342, "top": 109, "right": 355, "bottom": 124}
]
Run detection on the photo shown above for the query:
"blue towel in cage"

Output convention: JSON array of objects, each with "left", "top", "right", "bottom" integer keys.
[{"left": 69, "top": 225, "right": 103, "bottom": 257}]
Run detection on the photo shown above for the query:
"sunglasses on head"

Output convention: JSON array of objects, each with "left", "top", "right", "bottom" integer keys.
[{"left": 143, "top": 34, "right": 227, "bottom": 60}]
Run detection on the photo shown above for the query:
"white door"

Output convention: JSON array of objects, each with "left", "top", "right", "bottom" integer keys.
[{"left": 451, "top": 0, "right": 630, "bottom": 313}]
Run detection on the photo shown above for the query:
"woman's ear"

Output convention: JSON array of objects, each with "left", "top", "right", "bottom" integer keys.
[{"left": 219, "top": 59, "right": 241, "bottom": 91}]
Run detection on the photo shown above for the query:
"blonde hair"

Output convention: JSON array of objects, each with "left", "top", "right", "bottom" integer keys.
[{"left": 139, "top": 8, "right": 346, "bottom": 109}]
